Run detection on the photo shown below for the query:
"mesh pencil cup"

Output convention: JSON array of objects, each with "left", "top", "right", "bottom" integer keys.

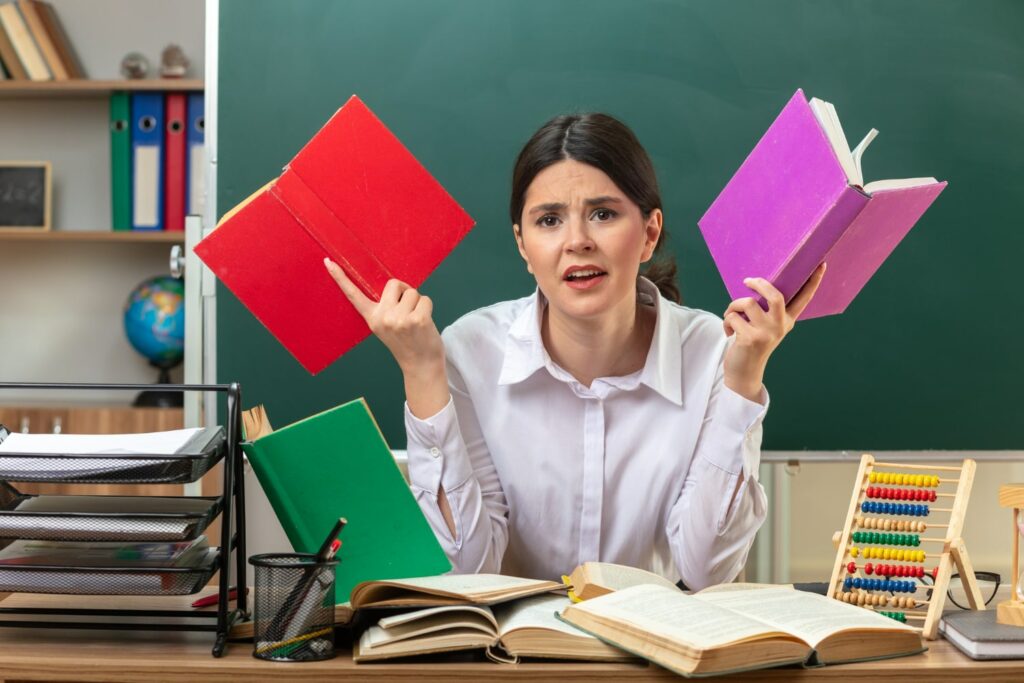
[{"left": 248, "top": 553, "right": 338, "bottom": 661}]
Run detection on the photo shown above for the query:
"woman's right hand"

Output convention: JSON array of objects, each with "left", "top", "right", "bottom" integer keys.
[{"left": 324, "top": 258, "right": 450, "bottom": 418}]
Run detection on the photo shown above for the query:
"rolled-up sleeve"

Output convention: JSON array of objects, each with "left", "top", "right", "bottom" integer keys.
[
  {"left": 665, "top": 363, "right": 769, "bottom": 591},
  {"left": 405, "top": 362, "right": 509, "bottom": 573}
]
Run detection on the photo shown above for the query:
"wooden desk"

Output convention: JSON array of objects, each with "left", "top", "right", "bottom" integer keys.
[
  {"left": 0, "top": 595, "right": 1020, "bottom": 682},
  {"left": 0, "top": 625, "right": 1019, "bottom": 682}
]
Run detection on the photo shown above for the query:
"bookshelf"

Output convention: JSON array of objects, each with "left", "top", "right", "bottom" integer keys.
[
  {"left": 0, "top": 0, "right": 205, "bottom": 407},
  {"left": 0, "top": 230, "right": 184, "bottom": 243},
  {"left": 0, "top": 79, "right": 203, "bottom": 97}
]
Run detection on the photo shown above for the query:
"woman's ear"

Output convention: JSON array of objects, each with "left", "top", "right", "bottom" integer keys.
[
  {"left": 513, "top": 224, "right": 533, "bottom": 274},
  {"left": 640, "top": 209, "right": 664, "bottom": 263}
]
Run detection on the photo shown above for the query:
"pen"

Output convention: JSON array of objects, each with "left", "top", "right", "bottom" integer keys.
[
  {"left": 315, "top": 517, "right": 347, "bottom": 561},
  {"left": 191, "top": 586, "right": 244, "bottom": 609},
  {"left": 270, "top": 518, "right": 347, "bottom": 642}
]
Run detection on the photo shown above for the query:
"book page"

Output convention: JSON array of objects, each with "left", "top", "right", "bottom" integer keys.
[
  {"left": 381, "top": 573, "right": 552, "bottom": 597},
  {"left": 694, "top": 587, "right": 916, "bottom": 647},
  {"left": 495, "top": 593, "right": 585, "bottom": 638},
  {"left": 564, "top": 585, "right": 795, "bottom": 650},
  {"left": 368, "top": 605, "right": 497, "bottom": 647},
  {"left": 809, "top": 97, "right": 858, "bottom": 186},
  {"left": 585, "top": 562, "right": 679, "bottom": 592}
]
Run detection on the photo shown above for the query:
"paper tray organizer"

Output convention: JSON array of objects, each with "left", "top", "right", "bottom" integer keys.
[
  {"left": 0, "top": 382, "right": 248, "bottom": 657},
  {"left": 0, "top": 485, "right": 222, "bottom": 542},
  {"left": 0, "top": 547, "right": 221, "bottom": 595},
  {"left": 0, "top": 427, "right": 224, "bottom": 484}
]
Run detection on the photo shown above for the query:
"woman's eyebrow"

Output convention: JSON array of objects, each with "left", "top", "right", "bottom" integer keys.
[
  {"left": 527, "top": 196, "right": 623, "bottom": 215},
  {"left": 583, "top": 195, "right": 623, "bottom": 207},
  {"left": 528, "top": 202, "right": 567, "bottom": 215}
]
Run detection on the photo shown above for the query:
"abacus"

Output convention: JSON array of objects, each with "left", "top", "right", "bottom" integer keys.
[{"left": 828, "top": 454, "right": 984, "bottom": 640}]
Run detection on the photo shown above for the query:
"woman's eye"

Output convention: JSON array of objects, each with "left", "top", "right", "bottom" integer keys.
[
  {"left": 591, "top": 209, "right": 617, "bottom": 221},
  {"left": 537, "top": 214, "right": 561, "bottom": 228}
]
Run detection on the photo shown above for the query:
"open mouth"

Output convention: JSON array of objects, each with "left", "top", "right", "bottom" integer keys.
[{"left": 563, "top": 269, "right": 607, "bottom": 282}]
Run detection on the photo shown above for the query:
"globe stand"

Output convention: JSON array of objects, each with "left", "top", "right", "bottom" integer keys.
[{"left": 132, "top": 360, "right": 184, "bottom": 408}]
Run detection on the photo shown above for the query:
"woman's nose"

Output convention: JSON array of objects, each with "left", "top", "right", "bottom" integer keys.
[{"left": 564, "top": 217, "right": 595, "bottom": 252}]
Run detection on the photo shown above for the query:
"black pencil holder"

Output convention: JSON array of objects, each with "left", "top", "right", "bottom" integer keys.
[{"left": 249, "top": 552, "right": 338, "bottom": 662}]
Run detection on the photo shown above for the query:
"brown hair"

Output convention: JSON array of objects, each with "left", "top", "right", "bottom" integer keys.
[{"left": 509, "top": 113, "right": 680, "bottom": 303}]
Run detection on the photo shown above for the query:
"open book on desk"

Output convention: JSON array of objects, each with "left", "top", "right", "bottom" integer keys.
[
  {"left": 354, "top": 593, "right": 633, "bottom": 663},
  {"left": 230, "top": 572, "right": 563, "bottom": 641},
  {"left": 698, "top": 88, "right": 946, "bottom": 320},
  {"left": 558, "top": 584, "right": 924, "bottom": 677}
]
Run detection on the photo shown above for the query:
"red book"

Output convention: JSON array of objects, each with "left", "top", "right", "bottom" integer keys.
[
  {"left": 163, "top": 92, "right": 187, "bottom": 231},
  {"left": 194, "top": 96, "right": 475, "bottom": 374}
]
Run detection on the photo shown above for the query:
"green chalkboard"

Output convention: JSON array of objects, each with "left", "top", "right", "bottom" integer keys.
[{"left": 217, "top": 0, "right": 1023, "bottom": 450}]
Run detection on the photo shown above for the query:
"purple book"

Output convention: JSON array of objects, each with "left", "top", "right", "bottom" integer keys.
[{"left": 698, "top": 89, "right": 947, "bottom": 319}]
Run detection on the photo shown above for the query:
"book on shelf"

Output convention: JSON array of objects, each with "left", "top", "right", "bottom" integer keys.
[
  {"left": 698, "top": 88, "right": 946, "bottom": 320},
  {"left": 16, "top": 0, "right": 65, "bottom": 80},
  {"left": 354, "top": 593, "right": 633, "bottom": 663},
  {"left": 0, "top": 22, "right": 27, "bottom": 80},
  {"left": 0, "top": 2, "right": 49, "bottom": 81},
  {"left": 31, "top": 0, "right": 83, "bottom": 78},
  {"left": 558, "top": 584, "right": 924, "bottom": 677},
  {"left": 194, "top": 94, "right": 475, "bottom": 375},
  {"left": 939, "top": 608, "right": 1024, "bottom": 660}
]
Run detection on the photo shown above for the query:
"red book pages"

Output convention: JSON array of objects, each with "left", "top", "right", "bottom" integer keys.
[
  {"left": 163, "top": 93, "right": 187, "bottom": 232},
  {"left": 194, "top": 96, "right": 475, "bottom": 374}
]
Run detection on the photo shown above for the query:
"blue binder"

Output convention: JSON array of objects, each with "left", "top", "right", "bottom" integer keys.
[
  {"left": 186, "top": 92, "right": 205, "bottom": 216},
  {"left": 130, "top": 92, "right": 164, "bottom": 231}
]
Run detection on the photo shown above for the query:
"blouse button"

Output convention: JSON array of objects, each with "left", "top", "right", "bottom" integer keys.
[{"left": 429, "top": 447, "right": 441, "bottom": 458}]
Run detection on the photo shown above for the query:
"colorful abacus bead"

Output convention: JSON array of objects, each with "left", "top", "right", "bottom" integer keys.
[{"left": 847, "top": 562, "right": 857, "bottom": 574}]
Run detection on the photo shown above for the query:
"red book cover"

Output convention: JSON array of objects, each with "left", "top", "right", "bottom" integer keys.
[
  {"left": 194, "top": 95, "right": 475, "bottom": 374},
  {"left": 163, "top": 92, "right": 187, "bottom": 231}
]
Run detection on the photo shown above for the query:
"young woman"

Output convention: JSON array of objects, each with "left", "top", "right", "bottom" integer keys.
[{"left": 325, "top": 113, "right": 824, "bottom": 590}]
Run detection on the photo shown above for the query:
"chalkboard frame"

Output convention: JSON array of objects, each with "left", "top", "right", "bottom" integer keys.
[{"left": 0, "top": 161, "right": 51, "bottom": 232}]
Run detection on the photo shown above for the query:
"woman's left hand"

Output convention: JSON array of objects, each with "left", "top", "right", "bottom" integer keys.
[{"left": 722, "top": 263, "right": 827, "bottom": 403}]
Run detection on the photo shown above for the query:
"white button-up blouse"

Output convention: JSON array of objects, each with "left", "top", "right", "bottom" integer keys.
[{"left": 404, "top": 278, "right": 769, "bottom": 590}]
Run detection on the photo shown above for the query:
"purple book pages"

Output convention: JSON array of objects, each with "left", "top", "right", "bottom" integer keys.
[
  {"left": 800, "top": 182, "right": 947, "bottom": 319},
  {"left": 698, "top": 89, "right": 848, "bottom": 305}
]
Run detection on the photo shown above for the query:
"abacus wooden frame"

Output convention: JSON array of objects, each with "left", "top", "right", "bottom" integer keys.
[{"left": 827, "top": 453, "right": 984, "bottom": 640}]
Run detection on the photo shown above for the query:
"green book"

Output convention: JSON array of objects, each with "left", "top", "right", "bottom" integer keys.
[
  {"left": 109, "top": 91, "right": 131, "bottom": 231},
  {"left": 242, "top": 398, "right": 451, "bottom": 599}
]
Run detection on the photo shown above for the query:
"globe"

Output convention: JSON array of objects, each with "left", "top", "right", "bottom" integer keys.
[{"left": 123, "top": 275, "right": 184, "bottom": 367}]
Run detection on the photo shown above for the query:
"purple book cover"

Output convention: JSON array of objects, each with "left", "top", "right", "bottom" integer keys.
[{"left": 698, "top": 89, "right": 946, "bottom": 319}]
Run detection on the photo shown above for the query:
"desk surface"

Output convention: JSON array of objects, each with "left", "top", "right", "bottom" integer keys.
[
  {"left": 0, "top": 595, "right": 1020, "bottom": 682},
  {"left": 0, "top": 631, "right": 1021, "bottom": 683}
]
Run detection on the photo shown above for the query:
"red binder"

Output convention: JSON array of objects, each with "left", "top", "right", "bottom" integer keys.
[
  {"left": 194, "top": 96, "right": 475, "bottom": 374},
  {"left": 163, "top": 92, "right": 187, "bottom": 231}
]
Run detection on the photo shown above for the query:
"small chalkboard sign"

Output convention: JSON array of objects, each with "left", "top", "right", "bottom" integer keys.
[{"left": 0, "top": 162, "right": 51, "bottom": 231}]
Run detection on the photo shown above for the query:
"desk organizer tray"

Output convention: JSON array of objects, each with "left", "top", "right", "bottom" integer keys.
[
  {"left": 0, "top": 427, "right": 224, "bottom": 484},
  {"left": 0, "top": 487, "right": 222, "bottom": 542},
  {"left": 0, "top": 547, "right": 220, "bottom": 595}
]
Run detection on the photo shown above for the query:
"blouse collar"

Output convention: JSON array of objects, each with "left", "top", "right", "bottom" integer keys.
[{"left": 497, "top": 277, "right": 683, "bottom": 406}]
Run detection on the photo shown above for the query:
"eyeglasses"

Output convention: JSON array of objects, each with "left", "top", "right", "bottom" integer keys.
[{"left": 920, "top": 571, "right": 1001, "bottom": 610}]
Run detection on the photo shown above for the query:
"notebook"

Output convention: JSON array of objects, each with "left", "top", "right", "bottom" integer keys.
[
  {"left": 194, "top": 95, "right": 475, "bottom": 374},
  {"left": 241, "top": 398, "right": 451, "bottom": 599},
  {"left": 940, "top": 609, "right": 1024, "bottom": 659}
]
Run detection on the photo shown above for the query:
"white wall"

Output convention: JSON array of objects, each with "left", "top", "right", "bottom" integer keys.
[{"left": 0, "top": 0, "right": 204, "bottom": 404}]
